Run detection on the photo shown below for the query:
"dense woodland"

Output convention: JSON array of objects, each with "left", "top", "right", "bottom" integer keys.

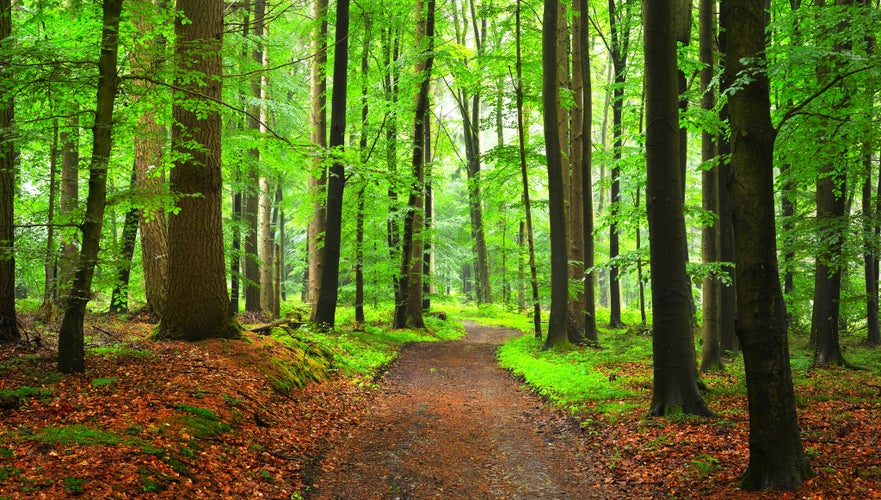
[{"left": 0, "top": 0, "right": 880, "bottom": 492}]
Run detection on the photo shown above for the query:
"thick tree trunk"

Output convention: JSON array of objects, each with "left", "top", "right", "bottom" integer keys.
[
  {"left": 58, "top": 0, "right": 123, "bottom": 372},
  {"left": 643, "top": 0, "right": 712, "bottom": 417},
  {"left": 699, "top": 0, "right": 722, "bottom": 372},
  {"left": 313, "top": 0, "right": 350, "bottom": 328},
  {"left": 724, "top": 0, "right": 811, "bottom": 489},
  {"left": 0, "top": 0, "right": 15, "bottom": 343},
  {"left": 157, "top": 0, "right": 239, "bottom": 341},
  {"left": 542, "top": 0, "right": 569, "bottom": 348},
  {"left": 515, "top": 0, "right": 542, "bottom": 339},
  {"left": 568, "top": 0, "right": 587, "bottom": 344},
  {"left": 132, "top": 4, "right": 169, "bottom": 321},
  {"left": 307, "top": 0, "right": 328, "bottom": 315}
]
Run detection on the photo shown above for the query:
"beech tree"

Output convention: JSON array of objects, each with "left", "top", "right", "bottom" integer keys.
[
  {"left": 724, "top": 0, "right": 811, "bottom": 489},
  {"left": 643, "top": 0, "right": 712, "bottom": 417},
  {"left": 0, "top": 0, "right": 15, "bottom": 344},
  {"left": 57, "top": 0, "right": 124, "bottom": 372},
  {"left": 156, "top": 0, "right": 239, "bottom": 341}
]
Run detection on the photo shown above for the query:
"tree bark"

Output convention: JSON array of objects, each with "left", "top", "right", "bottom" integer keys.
[
  {"left": 699, "top": 0, "right": 722, "bottom": 372},
  {"left": 157, "top": 0, "right": 239, "bottom": 341},
  {"left": 109, "top": 168, "right": 140, "bottom": 314},
  {"left": 542, "top": 0, "right": 570, "bottom": 348},
  {"left": 0, "top": 0, "right": 16, "bottom": 343},
  {"left": 643, "top": 0, "right": 712, "bottom": 417},
  {"left": 313, "top": 0, "right": 350, "bottom": 328},
  {"left": 515, "top": 0, "right": 542, "bottom": 339},
  {"left": 394, "top": 0, "right": 435, "bottom": 329},
  {"left": 724, "top": 0, "right": 812, "bottom": 489},
  {"left": 58, "top": 0, "right": 123, "bottom": 372},
  {"left": 307, "top": 0, "right": 328, "bottom": 316},
  {"left": 862, "top": 153, "right": 879, "bottom": 345}
]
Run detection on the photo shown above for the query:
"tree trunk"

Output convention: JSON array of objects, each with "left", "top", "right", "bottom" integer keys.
[
  {"left": 568, "top": 0, "right": 587, "bottom": 344},
  {"left": 57, "top": 114, "right": 79, "bottom": 303},
  {"left": 39, "top": 120, "right": 59, "bottom": 321},
  {"left": 109, "top": 168, "right": 140, "bottom": 314},
  {"left": 699, "top": 0, "right": 722, "bottom": 372},
  {"left": 394, "top": 0, "right": 434, "bottom": 329},
  {"left": 724, "top": 0, "right": 811, "bottom": 489},
  {"left": 862, "top": 153, "right": 879, "bottom": 345},
  {"left": 259, "top": 176, "right": 274, "bottom": 316},
  {"left": 132, "top": 3, "right": 169, "bottom": 321},
  {"left": 643, "top": 0, "right": 712, "bottom": 417},
  {"left": 608, "top": 0, "right": 630, "bottom": 329},
  {"left": 355, "top": 19, "right": 370, "bottom": 324},
  {"left": 0, "top": 0, "right": 16, "bottom": 343},
  {"left": 58, "top": 0, "right": 123, "bottom": 372},
  {"left": 542, "top": 0, "right": 569, "bottom": 348},
  {"left": 515, "top": 0, "right": 542, "bottom": 339},
  {"left": 307, "top": 0, "right": 328, "bottom": 315},
  {"left": 313, "top": 0, "right": 350, "bottom": 328},
  {"left": 157, "top": 0, "right": 239, "bottom": 341}
]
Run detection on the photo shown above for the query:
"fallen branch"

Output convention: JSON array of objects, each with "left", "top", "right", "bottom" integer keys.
[{"left": 248, "top": 319, "right": 304, "bottom": 333}]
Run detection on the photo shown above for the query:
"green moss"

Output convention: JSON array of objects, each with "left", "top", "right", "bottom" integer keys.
[
  {"left": 90, "top": 377, "right": 118, "bottom": 388},
  {"left": 26, "top": 424, "right": 129, "bottom": 446}
]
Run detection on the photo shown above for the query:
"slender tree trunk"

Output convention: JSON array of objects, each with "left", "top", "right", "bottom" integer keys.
[
  {"left": 643, "top": 0, "right": 712, "bottom": 417},
  {"left": 724, "top": 0, "right": 811, "bottom": 489},
  {"left": 383, "top": 29, "right": 402, "bottom": 307},
  {"left": 354, "top": 17, "right": 370, "bottom": 324},
  {"left": 862, "top": 152, "right": 880, "bottom": 345},
  {"left": 0, "top": 0, "right": 16, "bottom": 343},
  {"left": 568, "top": 0, "right": 588, "bottom": 344},
  {"left": 608, "top": 0, "right": 630, "bottom": 329},
  {"left": 58, "top": 0, "right": 123, "bottom": 372},
  {"left": 158, "top": 0, "right": 239, "bottom": 341},
  {"left": 39, "top": 120, "right": 60, "bottom": 321},
  {"left": 57, "top": 115, "right": 79, "bottom": 302},
  {"left": 308, "top": 0, "right": 329, "bottom": 315},
  {"left": 699, "top": 0, "right": 722, "bottom": 372},
  {"left": 259, "top": 176, "right": 274, "bottom": 316},
  {"left": 515, "top": 0, "right": 541, "bottom": 339},
  {"left": 542, "top": 0, "right": 570, "bottom": 348},
  {"left": 109, "top": 168, "right": 140, "bottom": 314},
  {"left": 313, "top": 0, "right": 350, "bottom": 328},
  {"left": 394, "top": 0, "right": 434, "bottom": 329}
]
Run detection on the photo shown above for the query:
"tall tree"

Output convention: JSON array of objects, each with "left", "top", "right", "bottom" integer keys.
[
  {"left": 607, "top": 0, "right": 634, "bottom": 329},
  {"left": 699, "top": 0, "right": 723, "bottom": 372},
  {"left": 109, "top": 168, "right": 139, "bottom": 314},
  {"left": 58, "top": 0, "right": 124, "bottom": 372},
  {"left": 394, "top": 0, "right": 435, "bottom": 329},
  {"left": 307, "top": 0, "right": 329, "bottom": 316},
  {"left": 514, "top": 0, "right": 542, "bottom": 339},
  {"left": 157, "top": 0, "right": 239, "bottom": 341},
  {"left": 724, "top": 0, "right": 811, "bottom": 489},
  {"left": 244, "top": 0, "right": 266, "bottom": 314},
  {"left": 0, "top": 0, "right": 16, "bottom": 343},
  {"left": 542, "top": 0, "right": 569, "bottom": 348},
  {"left": 132, "top": 4, "right": 169, "bottom": 320},
  {"left": 643, "top": 0, "right": 712, "bottom": 417},
  {"left": 312, "top": 0, "right": 350, "bottom": 328}
]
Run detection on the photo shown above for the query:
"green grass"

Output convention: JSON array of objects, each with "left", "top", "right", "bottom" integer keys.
[{"left": 24, "top": 424, "right": 131, "bottom": 447}]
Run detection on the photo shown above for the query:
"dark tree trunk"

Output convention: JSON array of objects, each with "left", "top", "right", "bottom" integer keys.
[
  {"left": 157, "top": 0, "right": 239, "bottom": 341},
  {"left": 58, "top": 0, "right": 123, "bottom": 372},
  {"left": 724, "top": 0, "right": 811, "bottom": 489},
  {"left": 57, "top": 115, "right": 79, "bottom": 303},
  {"left": 313, "top": 0, "right": 350, "bottom": 328},
  {"left": 862, "top": 154, "right": 879, "bottom": 345},
  {"left": 515, "top": 0, "right": 542, "bottom": 339},
  {"left": 0, "top": 0, "right": 16, "bottom": 343},
  {"left": 542, "top": 0, "right": 569, "bottom": 348},
  {"left": 39, "top": 121, "right": 60, "bottom": 321},
  {"left": 109, "top": 169, "right": 140, "bottom": 314},
  {"left": 643, "top": 0, "right": 712, "bottom": 417}
]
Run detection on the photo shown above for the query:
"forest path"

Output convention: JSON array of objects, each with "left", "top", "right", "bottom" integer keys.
[{"left": 310, "top": 321, "right": 604, "bottom": 499}]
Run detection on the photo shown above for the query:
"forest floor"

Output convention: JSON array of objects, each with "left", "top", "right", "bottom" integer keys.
[{"left": 0, "top": 316, "right": 879, "bottom": 498}]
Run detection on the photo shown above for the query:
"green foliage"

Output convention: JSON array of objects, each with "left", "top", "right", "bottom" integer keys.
[
  {"left": 171, "top": 405, "right": 230, "bottom": 439},
  {"left": 0, "top": 386, "right": 51, "bottom": 400},
  {"left": 90, "top": 377, "right": 118, "bottom": 388},
  {"left": 25, "top": 425, "right": 129, "bottom": 447},
  {"left": 62, "top": 476, "right": 86, "bottom": 494},
  {"left": 87, "top": 345, "right": 154, "bottom": 358}
]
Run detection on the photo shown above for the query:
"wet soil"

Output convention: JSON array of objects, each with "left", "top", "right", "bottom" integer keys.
[{"left": 311, "top": 322, "right": 606, "bottom": 499}]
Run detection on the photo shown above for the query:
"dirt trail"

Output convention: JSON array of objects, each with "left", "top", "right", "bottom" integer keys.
[{"left": 311, "top": 321, "right": 605, "bottom": 499}]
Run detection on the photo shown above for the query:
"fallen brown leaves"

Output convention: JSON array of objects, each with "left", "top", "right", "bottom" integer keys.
[{"left": 1, "top": 317, "right": 880, "bottom": 498}]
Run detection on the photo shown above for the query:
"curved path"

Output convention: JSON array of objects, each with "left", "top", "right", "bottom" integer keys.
[{"left": 311, "top": 321, "right": 604, "bottom": 499}]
